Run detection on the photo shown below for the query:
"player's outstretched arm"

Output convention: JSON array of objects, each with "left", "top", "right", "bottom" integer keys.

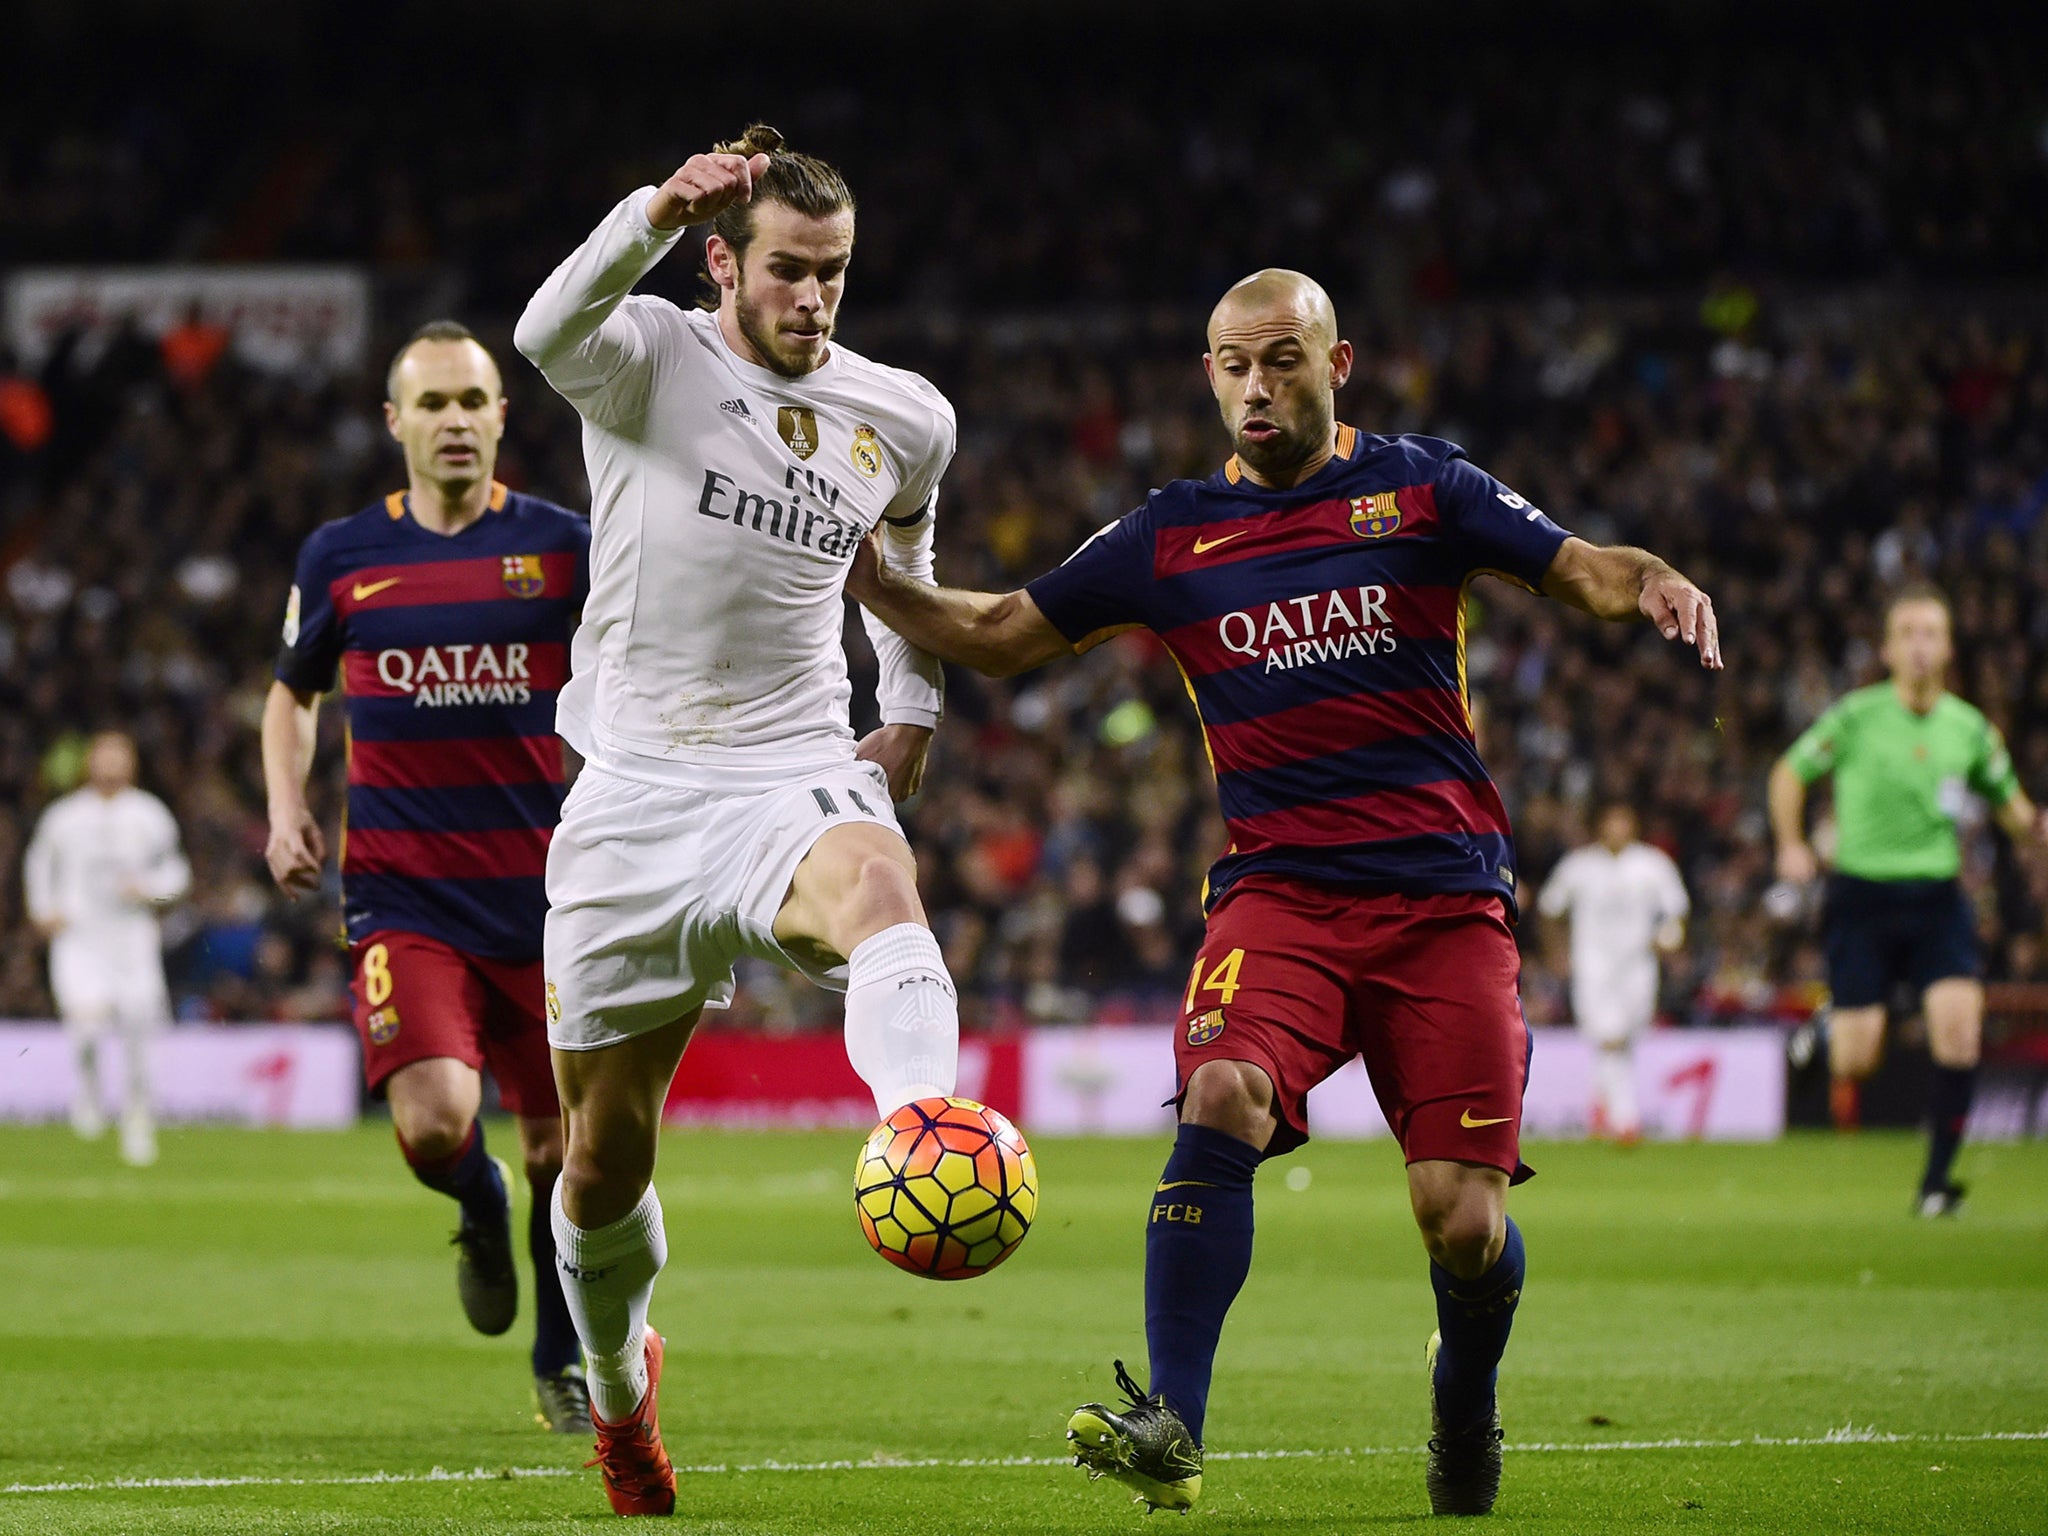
[
  {"left": 1541, "top": 536, "right": 1722, "bottom": 670},
  {"left": 513, "top": 151, "right": 769, "bottom": 395},
  {"left": 847, "top": 530, "right": 1073, "bottom": 679},
  {"left": 261, "top": 680, "right": 327, "bottom": 898}
]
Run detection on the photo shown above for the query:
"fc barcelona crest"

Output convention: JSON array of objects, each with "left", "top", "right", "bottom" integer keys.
[
  {"left": 1186, "top": 1009, "right": 1227, "bottom": 1047},
  {"left": 501, "top": 554, "right": 546, "bottom": 598},
  {"left": 778, "top": 405, "right": 820, "bottom": 460},
  {"left": 1349, "top": 491, "right": 1401, "bottom": 539}
]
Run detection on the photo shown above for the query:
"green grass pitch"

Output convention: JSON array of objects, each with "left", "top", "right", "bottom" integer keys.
[{"left": 1, "top": 1124, "right": 2043, "bottom": 1533}]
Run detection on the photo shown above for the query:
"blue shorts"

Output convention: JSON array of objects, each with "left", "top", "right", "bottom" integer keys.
[{"left": 1823, "top": 875, "right": 1978, "bottom": 1010}]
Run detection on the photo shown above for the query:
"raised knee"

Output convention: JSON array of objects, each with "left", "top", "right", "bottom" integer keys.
[{"left": 849, "top": 854, "right": 919, "bottom": 920}]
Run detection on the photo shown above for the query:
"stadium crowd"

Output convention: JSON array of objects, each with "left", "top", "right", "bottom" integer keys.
[{"left": 1, "top": 15, "right": 2045, "bottom": 1029}]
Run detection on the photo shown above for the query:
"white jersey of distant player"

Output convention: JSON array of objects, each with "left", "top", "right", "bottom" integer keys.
[
  {"left": 1537, "top": 840, "right": 1688, "bottom": 1042},
  {"left": 516, "top": 188, "right": 953, "bottom": 789},
  {"left": 24, "top": 786, "right": 190, "bottom": 1026}
]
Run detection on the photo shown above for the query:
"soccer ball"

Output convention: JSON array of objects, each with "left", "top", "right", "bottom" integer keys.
[{"left": 854, "top": 1096, "right": 1038, "bottom": 1280}]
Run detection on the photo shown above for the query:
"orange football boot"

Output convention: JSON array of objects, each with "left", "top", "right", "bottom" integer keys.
[{"left": 585, "top": 1325, "right": 676, "bottom": 1516}]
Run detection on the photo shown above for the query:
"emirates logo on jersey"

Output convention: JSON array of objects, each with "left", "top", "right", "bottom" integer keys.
[{"left": 778, "top": 406, "right": 820, "bottom": 460}]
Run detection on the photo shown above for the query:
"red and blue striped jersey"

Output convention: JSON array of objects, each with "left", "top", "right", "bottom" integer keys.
[
  {"left": 1027, "top": 430, "right": 1571, "bottom": 915},
  {"left": 276, "top": 482, "right": 591, "bottom": 959}
]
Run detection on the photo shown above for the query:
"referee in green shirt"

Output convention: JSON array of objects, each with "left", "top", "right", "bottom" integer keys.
[{"left": 1769, "top": 585, "right": 2045, "bottom": 1215}]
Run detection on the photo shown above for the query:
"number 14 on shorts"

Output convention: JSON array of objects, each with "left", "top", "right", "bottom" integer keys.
[{"left": 1185, "top": 948, "right": 1246, "bottom": 1013}]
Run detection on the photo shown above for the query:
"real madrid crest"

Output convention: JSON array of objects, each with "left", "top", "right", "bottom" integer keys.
[
  {"left": 545, "top": 981, "right": 562, "bottom": 1026},
  {"left": 778, "top": 406, "right": 820, "bottom": 460},
  {"left": 850, "top": 423, "right": 883, "bottom": 479},
  {"left": 1349, "top": 491, "right": 1402, "bottom": 539}
]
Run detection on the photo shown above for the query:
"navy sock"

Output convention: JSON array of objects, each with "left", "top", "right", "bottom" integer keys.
[
  {"left": 1430, "top": 1216, "right": 1525, "bottom": 1434},
  {"left": 401, "top": 1120, "right": 503, "bottom": 1225},
  {"left": 1921, "top": 1066, "right": 1975, "bottom": 1196},
  {"left": 1143, "top": 1122, "right": 1262, "bottom": 1445},
  {"left": 527, "top": 1171, "right": 582, "bottom": 1375}
]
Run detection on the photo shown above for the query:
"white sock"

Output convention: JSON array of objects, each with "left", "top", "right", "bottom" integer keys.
[
  {"left": 120, "top": 1028, "right": 153, "bottom": 1135},
  {"left": 551, "top": 1181, "right": 667, "bottom": 1423},
  {"left": 69, "top": 1036, "right": 103, "bottom": 1137},
  {"left": 1596, "top": 1047, "right": 1639, "bottom": 1134},
  {"left": 844, "top": 923, "right": 958, "bottom": 1118}
]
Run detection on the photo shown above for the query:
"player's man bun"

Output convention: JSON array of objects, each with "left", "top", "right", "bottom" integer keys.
[
  {"left": 714, "top": 123, "right": 788, "bottom": 158},
  {"left": 697, "top": 124, "right": 856, "bottom": 310}
]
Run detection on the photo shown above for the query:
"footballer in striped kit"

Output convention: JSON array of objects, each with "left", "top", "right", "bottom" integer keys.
[
  {"left": 263, "top": 320, "right": 594, "bottom": 1433},
  {"left": 848, "top": 268, "right": 1721, "bottom": 1517}
]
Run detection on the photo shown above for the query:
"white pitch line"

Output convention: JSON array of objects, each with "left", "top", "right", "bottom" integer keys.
[{"left": 6, "top": 1429, "right": 2044, "bottom": 1496}]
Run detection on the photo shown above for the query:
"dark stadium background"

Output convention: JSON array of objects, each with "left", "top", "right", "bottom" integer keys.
[{"left": 4, "top": 0, "right": 2046, "bottom": 1123}]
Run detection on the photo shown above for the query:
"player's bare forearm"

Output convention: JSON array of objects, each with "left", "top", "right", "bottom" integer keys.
[
  {"left": 261, "top": 682, "right": 320, "bottom": 811},
  {"left": 1541, "top": 537, "right": 1721, "bottom": 669},
  {"left": 1766, "top": 758, "right": 1821, "bottom": 883},
  {"left": 262, "top": 682, "right": 327, "bottom": 894},
  {"left": 1995, "top": 788, "right": 2044, "bottom": 844},
  {"left": 1766, "top": 760, "right": 1807, "bottom": 847},
  {"left": 848, "top": 534, "right": 1070, "bottom": 679}
]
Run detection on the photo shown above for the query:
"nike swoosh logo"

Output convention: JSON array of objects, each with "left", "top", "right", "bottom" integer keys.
[
  {"left": 1191, "top": 531, "right": 1248, "bottom": 555},
  {"left": 1154, "top": 1180, "right": 1218, "bottom": 1193},
  {"left": 1460, "top": 1110, "right": 1513, "bottom": 1129},
  {"left": 351, "top": 578, "right": 402, "bottom": 601}
]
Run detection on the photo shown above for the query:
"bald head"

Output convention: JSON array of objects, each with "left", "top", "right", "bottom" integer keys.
[
  {"left": 1207, "top": 269, "right": 1339, "bottom": 352},
  {"left": 1202, "top": 269, "right": 1352, "bottom": 489}
]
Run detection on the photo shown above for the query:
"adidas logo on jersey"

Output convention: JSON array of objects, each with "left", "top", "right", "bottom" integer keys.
[{"left": 719, "top": 397, "right": 754, "bottom": 420}]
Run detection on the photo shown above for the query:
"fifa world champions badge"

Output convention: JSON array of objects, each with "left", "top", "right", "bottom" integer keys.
[{"left": 779, "top": 405, "right": 821, "bottom": 459}]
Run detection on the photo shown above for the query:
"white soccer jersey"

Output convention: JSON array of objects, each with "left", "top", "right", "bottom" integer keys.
[
  {"left": 24, "top": 786, "right": 189, "bottom": 944},
  {"left": 514, "top": 188, "right": 954, "bottom": 788},
  {"left": 1537, "top": 840, "right": 1689, "bottom": 994}
]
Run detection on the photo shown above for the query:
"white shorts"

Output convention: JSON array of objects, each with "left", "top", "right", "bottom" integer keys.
[
  {"left": 50, "top": 936, "right": 171, "bottom": 1034},
  {"left": 1571, "top": 974, "right": 1656, "bottom": 1046},
  {"left": 544, "top": 759, "right": 904, "bottom": 1050}
]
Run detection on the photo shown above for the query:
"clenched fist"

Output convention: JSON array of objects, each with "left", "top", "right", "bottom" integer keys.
[{"left": 646, "top": 151, "right": 772, "bottom": 231}]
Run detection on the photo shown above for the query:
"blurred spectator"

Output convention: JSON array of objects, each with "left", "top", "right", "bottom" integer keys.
[{"left": 159, "top": 303, "right": 231, "bottom": 392}]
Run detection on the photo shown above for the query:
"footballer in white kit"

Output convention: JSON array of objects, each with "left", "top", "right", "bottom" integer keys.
[
  {"left": 512, "top": 126, "right": 962, "bottom": 1515},
  {"left": 23, "top": 732, "right": 190, "bottom": 1164},
  {"left": 1537, "top": 803, "right": 1689, "bottom": 1140}
]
